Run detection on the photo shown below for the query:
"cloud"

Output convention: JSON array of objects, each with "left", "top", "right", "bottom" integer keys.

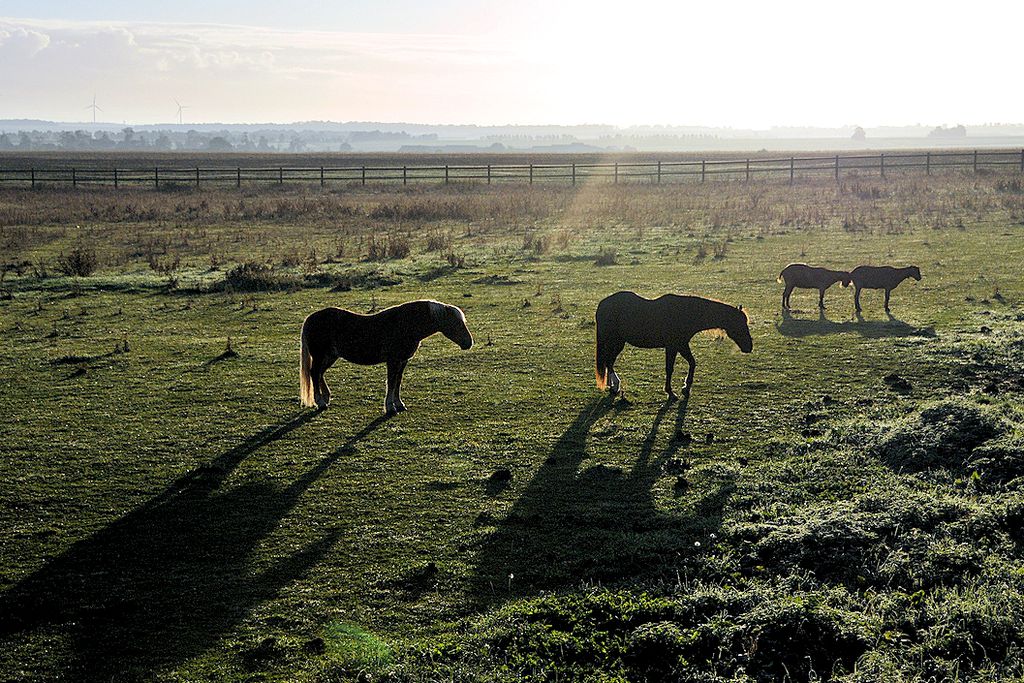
[
  {"left": 0, "top": 24, "right": 50, "bottom": 58},
  {"left": 0, "top": 17, "right": 527, "bottom": 123}
]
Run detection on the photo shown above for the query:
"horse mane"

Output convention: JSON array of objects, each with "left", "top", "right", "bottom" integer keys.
[{"left": 701, "top": 301, "right": 749, "bottom": 339}]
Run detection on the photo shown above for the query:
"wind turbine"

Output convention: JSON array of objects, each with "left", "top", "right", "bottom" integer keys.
[
  {"left": 85, "top": 95, "right": 102, "bottom": 124},
  {"left": 174, "top": 99, "right": 189, "bottom": 126}
]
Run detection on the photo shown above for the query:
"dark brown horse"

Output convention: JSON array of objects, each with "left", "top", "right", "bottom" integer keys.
[
  {"left": 777, "top": 263, "right": 852, "bottom": 310},
  {"left": 595, "top": 292, "right": 753, "bottom": 400},
  {"left": 300, "top": 300, "right": 473, "bottom": 415},
  {"left": 850, "top": 265, "right": 921, "bottom": 312}
]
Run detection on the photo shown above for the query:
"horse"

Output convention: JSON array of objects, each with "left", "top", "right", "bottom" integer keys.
[
  {"left": 595, "top": 292, "right": 753, "bottom": 400},
  {"left": 299, "top": 300, "right": 473, "bottom": 415},
  {"left": 849, "top": 265, "right": 921, "bottom": 312},
  {"left": 777, "top": 263, "right": 852, "bottom": 310}
]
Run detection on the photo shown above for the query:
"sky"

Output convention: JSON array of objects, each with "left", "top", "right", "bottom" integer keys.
[{"left": 0, "top": 0, "right": 1021, "bottom": 128}]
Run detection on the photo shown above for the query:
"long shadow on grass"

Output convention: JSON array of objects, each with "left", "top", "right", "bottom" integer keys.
[
  {"left": 777, "top": 308, "right": 936, "bottom": 339},
  {"left": 0, "top": 410, "right": 387, "bottom": 680},
  {"left": 473, "top": 395, "right": 734, "bottom": 600}
]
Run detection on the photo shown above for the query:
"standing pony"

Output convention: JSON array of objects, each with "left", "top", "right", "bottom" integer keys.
[
  {"left": 595, "top": 292, "right": 753, "bottom": 400},
  {"left": 850, "top": 265, "right": 921, "bottom": 312},
  {"left": 300, "top": 300, "right": 473, "bottom": 415},
  {"left": 777, "top": 263, "right": 852, "bottom": 310}
]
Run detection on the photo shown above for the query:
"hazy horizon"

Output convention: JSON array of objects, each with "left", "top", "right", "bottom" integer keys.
[{"left": 2, "top": 1, "right": 1022, "bottom": 128}]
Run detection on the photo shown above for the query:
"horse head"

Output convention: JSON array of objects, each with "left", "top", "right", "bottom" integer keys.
[
  {"left": 726, "top": 305, "right": 754, "bottom": 354},
  {"left": 432, "top": 302, "right": 473, "bottom": 350},
  {"left": 840, "top": 271, "right": 853, "bottom": 287},
  {"left": 908, "top": 266, "right": 922, "bottom": 281}
]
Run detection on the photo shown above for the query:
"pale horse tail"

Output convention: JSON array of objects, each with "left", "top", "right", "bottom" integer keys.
[
  {"left": 594, "top": 320, "right": 610, "bottom": 390},
  {"left": 299, "top": 320, "right": 315, "bottom": 407}
]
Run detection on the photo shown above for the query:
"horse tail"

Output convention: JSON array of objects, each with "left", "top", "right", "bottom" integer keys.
[
  {"left": 299, "top": 319, "right": 315, "bottom": 407},
  {"left": 595, "top": 318, "right": 610, "bottom": 390},
  {"left": 776, "top": 269, "right": 786, "bottom": 284}
]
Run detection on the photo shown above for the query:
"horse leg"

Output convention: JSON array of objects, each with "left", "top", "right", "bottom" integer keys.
[
  {"left": 391, "top": 358, "right": 408, "bottom": 413},
  {"left": 783, "top": 285, "right": 793, "bottom": 309},
  {"left": 681, "top": 344, "right": 697, "bottom": 397},
  {"left": 318, "top": 354, "right": 337, "bottom": 409},
  {"left": 384, "top": 358, "right": 407, "bottom": 415},
  {"left": 606, "top": 339, "right": 625, "bottom": 394},
  {"left": 818, "top": 287, "right": 826, "bottom": 309},
  {"left": 884, "top": 289, "right": 891, "bottom": 312},
  {"left": 854, "top": 286, "right": 863, "bottom": 313},
  {"left": 310, "top": 355, "right": 332, "bottom": 409},
  {"left": 664, "top": 348, "right": 678, "bottom": 402}
]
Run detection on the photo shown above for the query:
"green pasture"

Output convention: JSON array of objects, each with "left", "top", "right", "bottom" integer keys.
[{"left": 1, "top": 175, "right": 1024, "bottom": 681}]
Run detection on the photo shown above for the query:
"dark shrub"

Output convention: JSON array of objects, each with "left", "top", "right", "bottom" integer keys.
[
  {"left": 220, "top": 262, "right": 299, "bottom": 291},
  {"left": 56, "top": 246, "right": 98, "bottom": 277}
]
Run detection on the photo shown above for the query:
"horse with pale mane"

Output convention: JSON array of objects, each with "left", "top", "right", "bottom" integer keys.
[
  {"left": 595, "top": 291, "right": 753, "bottom": 400},
  {"left": 300, "top": 300, "right": 473, "bottom": 415}
]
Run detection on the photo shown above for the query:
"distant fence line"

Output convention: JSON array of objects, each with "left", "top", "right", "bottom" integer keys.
[{"left": 1, "top": 149, "right": 1022, "bottom": 190}]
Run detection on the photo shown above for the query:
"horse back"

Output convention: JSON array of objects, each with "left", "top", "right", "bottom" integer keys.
[
  {"left": 851, "top": 265, "right": 896, "bottom": 289},
  {"left": 781, "top": 263, "right": 836, "bottom": 287},
  {"left": 303, "top": 302, "right": 436, "bottom": 365},
  {"left": 597, "top": 292, "right": 707, "bottom": 348}
]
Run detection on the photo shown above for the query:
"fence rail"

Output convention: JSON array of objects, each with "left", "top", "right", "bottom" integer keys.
[{"left": 1, "top": 149, "right": 1022, "bottom": 190}]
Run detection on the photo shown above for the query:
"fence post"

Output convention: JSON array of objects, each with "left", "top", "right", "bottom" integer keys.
[
  {"left": 196, "top": 167, "right": 200, "bottom": 188},
  {"left": 154, "top": 167, "right": 159, "bottom": 188},
  {"left": 701, "top": 160, "right": 706, "bottom": 183},
  {"left": 72, "top": 168, "right": 76, "bottom": 188},
  {"left": 880, "top": 153, "right": 885, "bottom": 178},
  {"left": 834, "top": 155, "right": 839, "bottom": 181},
  {"left": 614, "top": 162, "right": 618, "bottom": 184},
  {"left": 1020, "top": 148, "right": 1024, "bottom": 173},
  {"left": 572, "top": 163, "right": 576, "bottom": 185},
  {"left": 30, "top": 168, "right": 35, "bottom": 189},
  {"left": 789, "top": 157, "right": 794, "bottom": 184},
  {"left": 362, "top": 166, "right": 367, "bottom": 185},
  {"left": 279, "top": 167, "right": 283, "bottom": 185},
  {"left": 320, "top": 166, "right": 324, "bottom": 187},
  {"left": 237, "top": 167, "right": 242, "bottom": 188},
  {"left": 973, "top": 149, "right": 978, "bottom": 173},
  {"left": 444, "top": 165, "right": 449, "bottom": 184},
  {"left": 114, "top": 168, "right": 118, "bottom": 188},
  {"left": 747, "top": 158, "right": 751, "bottom": 182},
  {"left": 926, "top": 152, "right": 931, "bottom": 176},
  {"left": 529, "top": 164, "right": 533, "bottom": 185},
  {"left": 487, "top": 164, "right": 491, "bottom": 185},
  {"left": 657, "top": 161, "right": 661, "bottom": 184},
  {"left": 403, "top": 166, "right": 407, "bottom": 185}
]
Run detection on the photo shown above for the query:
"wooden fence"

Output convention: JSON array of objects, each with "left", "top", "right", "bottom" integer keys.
[{"left": 1, "top": 149, "right": 1022, "bottom": 189}]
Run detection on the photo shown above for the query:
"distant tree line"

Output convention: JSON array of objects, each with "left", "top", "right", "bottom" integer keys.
[{"left": 0, "top": 128, "right": 438, "bottom": 153}]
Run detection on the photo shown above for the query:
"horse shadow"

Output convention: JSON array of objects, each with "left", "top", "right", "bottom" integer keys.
[
  {"left": 472, "top": 395, "right": 734, "bottom": 600},
  {"left": 0, "top": 410, "right": 388, "bottom": 680},
  {"left": 777, "top": 308, "right": 936, "bottom": 339}
]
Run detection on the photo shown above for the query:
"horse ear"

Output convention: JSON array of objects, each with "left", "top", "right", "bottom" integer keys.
[{"left": 738, "top": 304, "right": 743, "bottom": 311}]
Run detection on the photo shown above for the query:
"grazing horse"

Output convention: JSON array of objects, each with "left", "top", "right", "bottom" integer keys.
[
  {"left": 300, "top": 300, "right": 473, "bottom": 415},
  {"left": 850, "top": 265, "right": 921, "bottom": 312},
  {"left": 777, "top": 263, "right": 852, "bottom": 310},
  {"left": 595, "top": 292, "right": 753, "bottom": 400}
]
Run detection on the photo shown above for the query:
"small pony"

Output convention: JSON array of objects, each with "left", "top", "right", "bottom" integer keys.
[
  {"left": 300, "top": 300, "right": 473, "bottom": 415},
  {"left": 777, "top": 263, "right": 852, "bottom": 310},
  {"left": 850, "top": 265, "right": 922, "bottom": 312},
  {"left": 595, "top": 291, "right": 753, "bottom": 400}
]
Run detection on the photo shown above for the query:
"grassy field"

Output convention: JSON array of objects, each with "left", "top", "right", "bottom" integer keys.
[{"left": 2, "top": 167, "right": 1024, "bottom": 681}]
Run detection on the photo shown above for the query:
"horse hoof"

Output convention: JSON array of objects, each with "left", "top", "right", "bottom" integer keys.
[
  {"left": 395, "top": 402, "right": 407, "bottom": 413},
  {"left": 666, "top": 393, "right": 678, "bottom": 403}
]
